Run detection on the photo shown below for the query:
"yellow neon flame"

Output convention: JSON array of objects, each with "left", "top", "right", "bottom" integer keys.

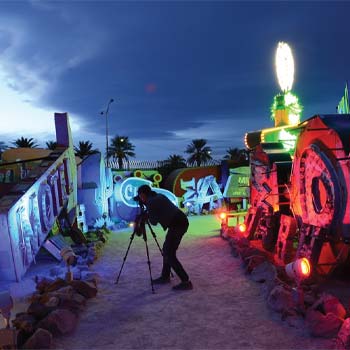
[{"left": 276, "top": 42, "right": 294, "bottom": 92}]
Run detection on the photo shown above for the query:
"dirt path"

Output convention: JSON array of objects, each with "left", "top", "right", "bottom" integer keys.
[{"left": 53, "top": 215, "right": 333, "bottom": 350}]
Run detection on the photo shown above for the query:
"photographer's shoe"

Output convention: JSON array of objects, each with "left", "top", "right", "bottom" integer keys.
[
  {"left": 152, "top": 276, "right": 170, "bottom": 284},
  {"left": 172, "top": 280, "right": 193, "bottom": 291}
]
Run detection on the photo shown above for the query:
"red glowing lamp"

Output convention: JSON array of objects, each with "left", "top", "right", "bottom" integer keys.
[{"left": 285, "top": 257, "right": 311, "bottom": 280}]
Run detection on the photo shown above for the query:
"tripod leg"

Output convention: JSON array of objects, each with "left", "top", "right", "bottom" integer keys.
[
  {"left": 115, "top": 232, "right": 136, "bottom": 284},
  {"left": 147, "top": 221, "right": 174, "bottom": 278},
  {"left": 143, "top": 233, "right": 155, "bottom": 294}
]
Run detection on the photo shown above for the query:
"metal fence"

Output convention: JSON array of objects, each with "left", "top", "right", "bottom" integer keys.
[{"left": 106, "top": 158, "right": 221, "bottom": 170}]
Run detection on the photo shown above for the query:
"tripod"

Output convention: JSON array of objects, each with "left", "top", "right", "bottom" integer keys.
[{"left": 115, "top": 206, "right": 170, "bottom": 293}]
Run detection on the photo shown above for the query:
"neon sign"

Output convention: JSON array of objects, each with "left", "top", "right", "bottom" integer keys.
[{"left": 117, "top": 177, "right": 178, "bottom": 208}]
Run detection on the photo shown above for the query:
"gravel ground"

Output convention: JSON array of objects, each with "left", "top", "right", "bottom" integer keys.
[{"left": 50, "top": 214, "right": 333, "bottom": 350}]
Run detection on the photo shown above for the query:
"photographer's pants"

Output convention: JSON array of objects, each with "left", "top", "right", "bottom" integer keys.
[{"left": 162, "top": 214, "right": 189, "bottom": 282}]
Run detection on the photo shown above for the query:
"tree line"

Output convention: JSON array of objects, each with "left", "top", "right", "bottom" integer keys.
[{"left": 0, "top": 136, "right": 249, "bottom": 169}]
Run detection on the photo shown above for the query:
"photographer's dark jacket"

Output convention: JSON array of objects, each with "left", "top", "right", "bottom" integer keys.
[{"left": 146, "top": 193, "right": 187, "bottom": 230}]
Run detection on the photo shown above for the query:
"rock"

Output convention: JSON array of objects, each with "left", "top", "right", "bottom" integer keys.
[
  {"left": 36, "top": 309, "right": 78, "bottom": 335},
  {"left": 260, "top": 278, "right": 278, "bottom": 299},
  {"left": 303, "top": 290, "right": 318, "bottom": 308},
  {"left": 54, "top": 285, "right": 75, "bottom": 296},
  {"left": 35, "top": 277, "right": 54, "bottom": 294},
  {"left": 81, "top": 272, "right": 99, "bottom": 286},
  {"left": 240, "top": 247, "right": 266, "bottom": 261},
  {"left": 311, "top": 293, "right": 347, "bottom": 320},
  {"left": 305, "top": 309, "right": 343, "bottom": 338},
  {"left": 45, "top": 278, "right": 69, "bottom": 293},
  {"left": 70, "top": 280, "right": 97, "bottom": 298},
  {"left": 235, "top": 237, "right": 250, "bottom": 249},
  {"left": 27, "top": 292, "right": 42, "bottom": 304},
  {"left": 58, "top": 292, "right": 86, "bottom": 314},
  {"left": 267, "top": 285, "right": 296, "bottom": 313},
  {"left": 27, "top": 301, "right": 54, "bottom": 320},
  {"left": 44, "top": 296, "right": 60, "bottom": 308},
  {"left": 22, "top": 328, "right": 52, "bottom": 350},
  {"left": 336, "top": 318, "right": 350, "bottom": 350},
  {"left": 250, "top": 261, "right": 277, "bottom": 283},
  {"left": 245, "top": 255, "right": 267, "bottom": 273},
  {"left": 12, "top": 312, "right": 37, "bottom": 334}
]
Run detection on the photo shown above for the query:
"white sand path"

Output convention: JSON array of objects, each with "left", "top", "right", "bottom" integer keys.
[{"left": 53, "top": 215, "right": 333, "bottom": 350}]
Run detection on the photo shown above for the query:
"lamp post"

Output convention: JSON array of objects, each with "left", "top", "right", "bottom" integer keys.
[{"left": 100, "top": 98, "right": 114, "bottom": 162}]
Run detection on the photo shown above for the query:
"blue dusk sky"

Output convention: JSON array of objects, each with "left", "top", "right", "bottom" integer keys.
[{"left": 0, "top": 1, "right": 349, "bottom": 160}]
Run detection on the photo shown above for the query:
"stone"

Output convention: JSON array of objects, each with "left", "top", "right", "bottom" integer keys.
[
  {"left": 305, "top": 309, "right": 343, "bottom": 338},
  {"left": 311, "top": 293, "right": 347, "bottom": 320},
  {"left": 336, "top": 318, "right": 350, "bottom": 350},
  {"left": 267, "top": 285, "right": 296, "bottom": 313},
  {"left": 58, "top": 292, "right": 86, "bottom": 314},
  {"left": 250, "top": 261, "right": 277, "bottom": 282},
  {"left": 81, "top": 272, "right": 99, "bottom": 286},
  {"left": 44, "top": 296, "right": 60, "bottom": 308},
  {"left": 12, "top": 312, "right": 37, "bottom": 334},
  {"left": 35, "top": 277, "right": 54, "bottom": 294},
  {"left": 45, "top": 278, "right": 69, "bottom": 293},
  {"left": 245, "top": 255, "right": 266, "bottom": 273},
  {"left": 22, "top": 328, "right": 52, "bottom": 350},
  {"left": 239, "top": 246, "right": 266, "bottom": 261},
  {"left": 27, "top": 301, "right": 54, "bottom": 320},
  {"left": 260, "top": 278, "right": 278, "bottom": 299},
  {"left": 70, "top": 280, "right": 98, "bottom": 298},
  {"left": 55, "top": 285, "right": 75, "bottom": 296},
  {"left": 36, "top": 309, "right": 78, "bottom": 335}
]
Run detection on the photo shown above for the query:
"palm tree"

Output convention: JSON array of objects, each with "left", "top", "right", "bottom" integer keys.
[
  {"left": 74, "top": 141, "right": 99, "bottom": 159},
  {"left": 164, "top": 154, "right": 187, "bottom": 169},
  {"left": 108, "top": 135, "right": 135, "bottom": 169},
  {"left": 185, "top": 139, "right": 212, "bottom": 167},
  {"left": 46, "top": 141, "right": 57, "bottom": 150},
  {"left": 12, "top": 137, "right": 38, "bottom": 148},
  {"left": 224, "top": 147, "right": 249, "bottom": 165}
]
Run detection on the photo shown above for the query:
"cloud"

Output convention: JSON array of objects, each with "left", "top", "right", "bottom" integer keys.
[{"left": 0, "top": 3, "right": 107, "bottom": 147}]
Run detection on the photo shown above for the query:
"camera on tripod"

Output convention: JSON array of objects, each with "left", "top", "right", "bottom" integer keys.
[
  {"left": 116, "top": 190, "right": 169, "bottom": 293},
  {"left": 133, "top": 195, "right": 148, "bottom": 237}
]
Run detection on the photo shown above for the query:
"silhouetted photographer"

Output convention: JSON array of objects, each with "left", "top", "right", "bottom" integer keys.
[{"left": 136, "top": 185, "right": 193, "bottom": 291}]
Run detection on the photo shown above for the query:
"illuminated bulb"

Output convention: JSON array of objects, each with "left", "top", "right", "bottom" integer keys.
[
  {"left": 276, "top": 42, "right": 294, "bottom": 92},
  {"left": 129, "top": 222, "right": 134, "bottom": 228},
  {"left": 219, "top": 212, "right": 227, "bottom": 220},
  {"left": 285, "top": 257, "right": 311, "bottom": 280},
  {"left": 300, "top": 258, "right": 311, "bottom": 277},
  {"left": 238, "top": 223, "right": 246, "bottom": 232}
]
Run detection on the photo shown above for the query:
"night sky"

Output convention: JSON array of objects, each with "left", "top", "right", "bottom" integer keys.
[{"left": 0, "top": 1, "right": 349, "bottom": 160}]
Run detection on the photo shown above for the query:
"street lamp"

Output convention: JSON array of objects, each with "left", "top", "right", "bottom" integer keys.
[{"left": 100, "top": 98, "right": 114, "bottom": 161}]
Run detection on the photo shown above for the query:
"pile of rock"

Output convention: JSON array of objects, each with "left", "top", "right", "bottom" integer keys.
[
  {"left": 228, "top": 235, "right": 350, "bottom": 347},
  {"left": 12, "top": 277, "right": 98, "bottom": 349}
]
